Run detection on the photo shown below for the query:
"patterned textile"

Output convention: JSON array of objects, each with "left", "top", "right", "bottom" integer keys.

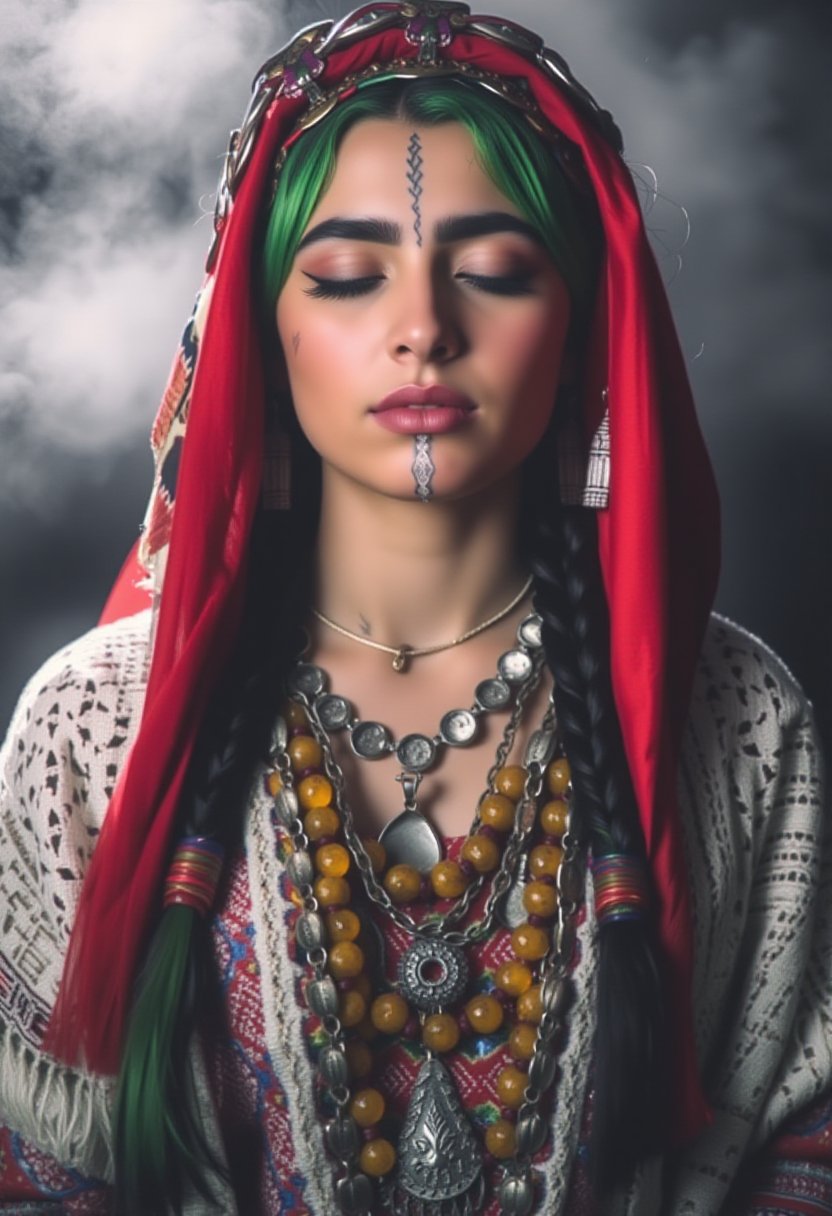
[{"left": 0, "top": 611, "right": 827, "bottom": 1215}]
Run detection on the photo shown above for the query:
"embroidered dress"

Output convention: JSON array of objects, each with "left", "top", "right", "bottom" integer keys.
[{"left": 0, "top": 611, "right": 828, "bottom": 1214}]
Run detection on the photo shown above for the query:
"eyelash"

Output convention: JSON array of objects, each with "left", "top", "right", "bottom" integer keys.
[{"left": 302, "top": 271, "right": 536, "bottom": 300}]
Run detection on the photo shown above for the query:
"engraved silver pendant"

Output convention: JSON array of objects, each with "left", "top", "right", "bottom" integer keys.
[
  {"left": 397, "top": 938, "right": 468, "bottom": 1011},
  {"left": 379, "top": 810, "right": 443, "bottom": 873},
  {"left": 392, "top": 1057, "right": 485, "bottom": 1213}
]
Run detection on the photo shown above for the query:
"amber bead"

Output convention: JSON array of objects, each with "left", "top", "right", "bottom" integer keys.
[
  {"left": 522, "top": 880, "right": 558, "bottom": 919},
  {"left": 478, "top": 793, "right": 515, "bottom": 833},
  {"left": 344, "top": 1039, "right": 372, "bottom": 1079},
  {"left": 430, "top": 859, "right": 468, "bottom": 899},
  {"left": 528, "top": 843, "right": 563, "bottom": 881},
  {"left": 384, "top": 864, "right": 422, "bottom": 905},
  {"left": 304, "top": 805, "right": 340, "bottom": 842},
  {"left": 485, "top": 1119, "right": 517, "bottom": 1160},
  {"left": 495, "top": 960, "right": 533, "bottom": 999},
  {"left": 298, "top": 774, "right": 334, "bottom": 811},
  {"left": 328, "top": 941, "right": 365, "bottom": 980},
  {"left": 266, "top": 770, "right": 282, "bottom": 797},
  {"left": 288, "top": 734, "right": 323, "bottom": 772},
  {"left": 422, "top": 1013, "right": 460, "bottom": 1053},
  {"left": 315, "top": 843, "right": 350, "bottom": 878},
  {"left": 355, "top": 1016, "right": 379, "bottom": 1042},
  {"left": 285, "top": 702, "right": 309, "bottom": 729},
  {"left": 539, "top": 799, "right": 569, "bottom": 838},
  {"left": 313, "top": 875, "right": 350, "bottom": 908},
  {"left": 494, "top": 765, "right": 526, "bottom": 801},
  {"left": 516, "top": 984, "right": 543, "bottom": 1024},
  {"left": 496, "top": 1065, "right": 527, "bottom": 1110},
  {"left": 362, "top": 838, "right": 387, "bottom": 874},
  {"left": 359, "top": 1138, "right": 396, "bottom": 1178},
  {"left": 509, "top": 1022, "right": 538, "bottom": 1061},
  {"left": 370, "top": 992, "right": 409, "bottom": 1035},
  {"left": 350, "top": 1087, "right": 385, "bottom": 1128},
  {"left": 460, "top": 833, "right": 500, "bottom": 874},
  {"left": 465, "top": 994, "right": 504, "bottom": 1036},
  {"left": 546, "top": 758, "right": 571, "bottom": 796},
  {"left": 326, "top": 908, "right": 360, "bottom": 943},
  {"left": 338, "top": 989, "right": 367, "bottom": 1028},
  {"left": 511, "top": 922, "right": 550, "bottom": 961}
]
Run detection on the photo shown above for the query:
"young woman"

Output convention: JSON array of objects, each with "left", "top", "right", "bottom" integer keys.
[{"left": 0, "top": 4, "right": 827, "bottom": 1214}]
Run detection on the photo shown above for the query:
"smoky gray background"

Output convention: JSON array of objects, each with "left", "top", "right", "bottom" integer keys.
[{"left": 1, "top": 0, "right": 830, "bottom": 752}]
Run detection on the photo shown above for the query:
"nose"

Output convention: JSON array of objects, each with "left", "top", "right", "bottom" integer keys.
[{"left": 387, "top": 273, "right": 463, "bottom": 365}]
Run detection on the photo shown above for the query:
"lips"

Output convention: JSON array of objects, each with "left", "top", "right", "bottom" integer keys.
[{"left": 370, "top": 384, "right": 477, "bottom": 435}]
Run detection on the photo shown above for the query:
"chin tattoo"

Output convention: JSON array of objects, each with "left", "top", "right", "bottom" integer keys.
[{"left": 412, "top": 433, "right": 435, "bottom": 502}]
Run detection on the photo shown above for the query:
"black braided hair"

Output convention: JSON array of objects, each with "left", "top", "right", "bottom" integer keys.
[{"left": 523, "top": 433, "right": 668, "bottom": 1189}]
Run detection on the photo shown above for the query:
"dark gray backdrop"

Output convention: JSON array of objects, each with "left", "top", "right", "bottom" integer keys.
[{"left": 1, "top": 0, "right": 829, "bottom": 753}]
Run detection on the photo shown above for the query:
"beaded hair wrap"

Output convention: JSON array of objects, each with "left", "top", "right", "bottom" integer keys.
[
  {"left": 162, "top": 838, "right": 225, "bottom": 916},
  {"left": 592, "top": 854, "right": 650, "bottom": 926},
  {"left": 48, "top": 1, "right": 719, "bottom": 1147}
]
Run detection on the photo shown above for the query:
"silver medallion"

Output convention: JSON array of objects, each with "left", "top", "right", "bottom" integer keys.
[
  {"left": 396, "top": 1057, "right": 484, "bottom": 1207},
  {"left": 517, "top": 613, "right": 543, "bottom": 649},
  {"left": 397, "top": 938, "right": 468, "bottom": 1011},
  {"left": 315, "top": 693, "right": 352, "bottom": 730},
  {"left": 438, "top": 708, "right": 478, "bottom": 747},
  {"left": 498, "top": 648, "right": 534, "bottom": 684},
  {"left": 287, "top": 663, "right": 326, "bottom": 698},
  {"left": 379, "top": 809, "right": 443, "bottom": 874},
  {"left": 474, "top": 676, "right": 512, "bottom": 711},
  {"left": 396, "top": 733, "right": 437, "bottom": 772},
  {"left": 350, "top": 720, "right": 392, "bottom": 758}
]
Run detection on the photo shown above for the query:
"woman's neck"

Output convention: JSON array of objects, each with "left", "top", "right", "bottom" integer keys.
[{"left": 313, "top": 465, "right": 527, "bottom": 647}]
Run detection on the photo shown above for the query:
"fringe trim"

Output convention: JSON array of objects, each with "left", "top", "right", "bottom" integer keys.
[{"left": 0, "top": 1020, "right": 115, "bottom": 1181}]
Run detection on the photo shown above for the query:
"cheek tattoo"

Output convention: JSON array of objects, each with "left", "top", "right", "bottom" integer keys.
[
  {"left": 291, "top": 332, "right": 301, "bottom": 355},
  {"left": 406, "top": 131, "right": 424, "bottom": 247},
  {"left": 412, "top": 433, "right": 435, "bottom": 502}
]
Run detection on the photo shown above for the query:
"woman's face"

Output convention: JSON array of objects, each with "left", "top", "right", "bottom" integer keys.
[{"left": 276, "top": 118, "right": 571, "bottom": 503}]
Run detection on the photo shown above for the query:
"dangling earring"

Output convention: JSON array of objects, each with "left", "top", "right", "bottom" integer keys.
[{"left": 557, "top": 385, "right": 610, "bottom": 509}]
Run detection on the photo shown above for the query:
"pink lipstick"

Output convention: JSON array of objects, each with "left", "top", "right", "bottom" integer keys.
[{"left": 370, "top": 384, "right": 476, "bottom": 435}]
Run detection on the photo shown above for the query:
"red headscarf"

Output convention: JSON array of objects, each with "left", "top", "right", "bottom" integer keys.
[{"left": 47, "top": 3, "right": 719, "bottom": 1144}]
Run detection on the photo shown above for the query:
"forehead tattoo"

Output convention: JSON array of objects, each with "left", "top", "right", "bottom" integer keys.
[{"left": 405, "top": 132, "right": 424, "bottom": 247}]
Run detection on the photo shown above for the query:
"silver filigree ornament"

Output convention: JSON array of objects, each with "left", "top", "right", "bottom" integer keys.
[{"left": 397, "top": 937, "right": 469, "bottom": 1011}]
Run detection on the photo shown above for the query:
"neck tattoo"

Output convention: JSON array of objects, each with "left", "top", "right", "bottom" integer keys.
[
  {"left": 412, "top": 433, "right": 435, "bottom": 501},
  {"left": 406, "top": 131, "right": 424, "bottom": 247}
]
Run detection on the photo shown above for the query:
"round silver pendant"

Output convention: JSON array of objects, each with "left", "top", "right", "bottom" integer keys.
[
  {"left": 350, "top": 720, "right": 392, "bottom": 758},
  {"left": 439, "top": 708, "right": 478, "bottom": 747},
  {"left": 517, "top": 613, "right": 543, "bottom": 649},
  {"left": 395, "top": 733, "right": 437, "bottom": 772},
  {"left": 316, "top": 693, "right": 351, "bottom": 731},
  {"left": 475, "top": 676, "right": 512, "bottom": 711},
  {"left": 397, "top": 938, "right": 469, "bottom": 1012},
  {"left": 287, "top": 663, "right": 326, "bottom": 698},
  {"left": 498, "top": 648, "right": 534, "bottom": 684}
]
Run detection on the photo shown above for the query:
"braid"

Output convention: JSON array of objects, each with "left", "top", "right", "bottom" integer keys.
[
  {"left": 525, "top": 447, "right": 668, "bottom": 1189},
  {"left": 114, "top": 511, "right": 311, "bottom": 1215}
]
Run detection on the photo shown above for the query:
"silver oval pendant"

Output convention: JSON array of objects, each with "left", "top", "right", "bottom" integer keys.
[
  {"left": 287, "top": 663, "right": 326, "bottom": 698},
  {"left": 438, "top": 708, "right": 478, "bottom": 747},
  {"left": 474, "top": 676, "right": 511, "bottom": 711},
  {"left": 396, "top": 1057, "right": 483, "bottom": 1203},
  {"left": 397, "top": 938, "right": 469, "bottom": 1011},
  {"left": 378, "top": 810, "right": 442, "bottom": 874},
  {"left": 396, "top": 733, "right": 437, "bottom": 772},
  {"left": 498, "top": 648, "right": 534, "bottom": 684},
  {"left": 350, "top": 720, "right": 392, "bottom": 758},
  {"left": 316, "top": 693, "right": 352, "bottom": 730},
  {"left": 517, "top": 613, "right": 543, "bottom": 649}
]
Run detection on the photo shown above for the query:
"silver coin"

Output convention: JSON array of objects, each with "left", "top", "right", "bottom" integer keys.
[
  {"left": 439, "top": 708, "right": 478, "bottom": 746},
  {"left": 474, "top": 676, "right": 512, "bottom": 710},
  {"left": 498, "top": 648, "right": 534, "bottom": 684},
  {"left": 517, "top": 613, "right": 543, "bottom": 649},
  {"left": 287, "top": 663, "right": 326, "bottom": 698},
  {"left": 396, "top": 733, "right": 437, "bottom": 772},
  {"left": 316, "top": 693, "right": 351, "bottom": 730},
  {"left": 397, "top": 938, "right": 469, "bottom": 1012},
  {"left": 350, "top": 720, "right": 392, "bottom": 758}
]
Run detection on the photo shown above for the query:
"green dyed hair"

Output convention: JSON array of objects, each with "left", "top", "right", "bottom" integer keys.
[{"left": 261, "top": 75, "right": 598, "bottom": 322}]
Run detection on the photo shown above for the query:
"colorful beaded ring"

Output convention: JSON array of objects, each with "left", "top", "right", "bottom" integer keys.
[
  {"left": 163, "top": 837, "right": 225, "bottom": 917},
  {"left": 591, "top": 853, "right": 649, "bottom": 926}
]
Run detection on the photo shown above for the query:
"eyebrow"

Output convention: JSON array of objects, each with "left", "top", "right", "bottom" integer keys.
[{"left": 296, "top": 211, "right": 543, "bottom": 250}]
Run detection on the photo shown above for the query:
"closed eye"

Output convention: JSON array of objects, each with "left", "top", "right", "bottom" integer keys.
[
  {"left": 455, "top": 272, "right": 536, "bottom": 297},
  {"left": 303, "top": 272, "right": 383, "bottom": 300}
]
